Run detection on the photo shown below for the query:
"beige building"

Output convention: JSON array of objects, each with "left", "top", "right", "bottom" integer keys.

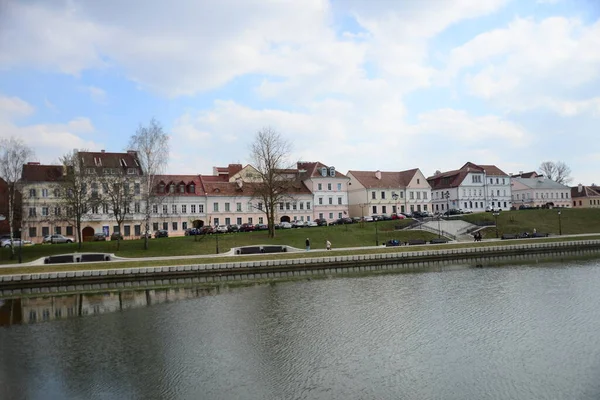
[
  {"left": 346, "top": 168, "right": 431, "bottom": 217},
  {"left": 570, "top": 184, "right": 600, "bottom": 208},
  {"left": 511, "top": 176, "right": 571, "bottom": 208}
]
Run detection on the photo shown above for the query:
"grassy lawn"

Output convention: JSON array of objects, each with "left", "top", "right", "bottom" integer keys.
[
  {"left": 0, "top": 219, "right": 435, "bottom": 265},
  {"left": 455, "top": 208, "right": 600, "bottom": 238}
]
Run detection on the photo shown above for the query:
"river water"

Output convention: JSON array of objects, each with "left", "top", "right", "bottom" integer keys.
[{"left": 2, "top": 259, "right": 600, "bottom": 399}]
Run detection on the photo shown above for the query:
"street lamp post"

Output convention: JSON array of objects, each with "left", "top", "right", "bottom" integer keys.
[
  {"left": 493, "top": 212, "right": 499, "bottom": 238},
  {"left": 558, "top": 210, "right": 562, "bottom": 235},
  {"left": 375, "top": 216, "right": 379, "bottom": 246},
  {"left": 392, "top": 193, "right": 399, "bottom": 215},
  {"left": 445, "top": 191, "right": 450, "bottom": 214},
  {"left": 359, "top": 203, "right": 367, "bottom": 227},
  {"left": 18, "top": 228, "right": 22, "bottom": 264},
  {"left": 437, "top": 214, "right": 441, "bottom": 238}
]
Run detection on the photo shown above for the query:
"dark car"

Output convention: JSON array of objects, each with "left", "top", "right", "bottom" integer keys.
[
  {"left": 443, "top": 209, "right": 461, "bottom": 216},
  {"left": 199, "top": 226, "right": 214, "bottom": 235},
  {"left": 185, "top": 228, "right": 199, "bottom": 236},
  {"left": 228, "top": 224, "right": 240, "bottom": 233},
  {"left": 239, "top": 223, "right": 255, "bottom": 232},
  {"left": 314, "top": 218, "right": 328, "bottom": 226},
  {"left": 255, "top": 223, "right": 268, "bottom": 230},
  {"left": 93, "top": 233, "right": 107, "bottom": 241},
  {"left": 412, "top": 211, "right": 427, "bottom": 218},
  {"left": 154, "top": 229, "right": 169, "bottom": 238},
  {"left": 110, "top": 232, "right": 123, "bottom": 241},
  {"left": 385, "top": 239, "right": 401, "bottom": 247}
]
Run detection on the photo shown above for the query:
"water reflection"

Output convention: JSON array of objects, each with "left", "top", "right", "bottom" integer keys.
[{"left": 0, "top": 286, "right": 221, "bottom": 326}]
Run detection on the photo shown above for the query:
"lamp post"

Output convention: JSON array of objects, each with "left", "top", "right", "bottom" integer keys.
[
  {"left": 558, "top": 210, "right": 562, "bottom": 235},
  {"left": 375, "top": 216, "right": 379, "bottom": 246},
  {"left": 392, "top": 193, "right": 399, "bottom": 215},
  {"left": 215, "top": 227, "right": 220, "bottom": 254},
  {"left": 437, "top": 214, "right": 441, "bottom": 238},
  {"left": 359, "top": 203, "right": 367, "bottom": 227},
  {"left": 444, "top": 191, "right": 450, "bottom": 214},
  {"left": 493, "top": 212, "right": 499, "bottom": 238},
  {"left": 18, "top": 228, "right": 22, "bottom": 264}
]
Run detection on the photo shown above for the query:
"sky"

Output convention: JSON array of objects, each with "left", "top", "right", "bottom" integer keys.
[{"left": 1, "top": 0, "right": 599, "bottom": 185}]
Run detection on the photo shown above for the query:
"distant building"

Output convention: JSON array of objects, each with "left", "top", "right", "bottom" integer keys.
[
  {"left": 511, "top": 176, "right": 571, "bottom": 208},
  {"left": 571, "top": 184, "right": 600, "bottom": 208}
]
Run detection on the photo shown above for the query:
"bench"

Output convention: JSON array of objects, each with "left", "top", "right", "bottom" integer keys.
[
  {"left": 532, "top": 232, "right": 549, "bottom": 238},
  {"left": 237, "top": 246, "right": 262, "bottom": 255},
  {"left": 261, "top": 246, "right": 287, "bottom": 253},
  {"left": 430, "top": 238, "right": 449, "bottom": 244},
  {"left": 407, "top": 239, "right": 427, "bottom": 245},
  {"left": 501, "top": 234, "right": 518, "bottom": 240},
  {"left": 79, "top": 254, "right": 110, "bottom": 262},
  {"left": 44, "top": 255, "right": 75, "bottom": 264}
]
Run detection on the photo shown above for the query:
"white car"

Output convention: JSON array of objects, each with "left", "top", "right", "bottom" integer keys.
[
  {"left": 280, "top": 222, "right": 292, "bottom": 229},
  {"left": 461, "top": 209, "right": 474, "bottom": 214},
  {"left": 215, "top": 225, "right": 229, "bottom": 233},
  {"left": 362, "top": 216, "right": 374, "bottom": 222},
  {"left": 305, "top": 221, "right": 318, "bottom": 227},
  {"left": 1, "top": 238, "right": 33, "bottom": 248}
]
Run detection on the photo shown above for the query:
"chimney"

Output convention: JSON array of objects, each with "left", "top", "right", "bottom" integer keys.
[
  {"left": 101, "top": 149, "right": 105, "bottom": 153},
  {"left": 578, "top": 184, "right": 583, "bottom": 193},
  {"left": 127, "top": 150, "right": 137, "bottom": 156},
  {"left": 236, "top": 178, "right": 243, "bottom": 189},
  {"left": 375, "top": 170, "right": 382, "bottom": 180}
]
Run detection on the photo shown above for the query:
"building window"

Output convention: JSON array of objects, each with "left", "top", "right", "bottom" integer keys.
[
  {"left": 319, "top": 213, "right": 323, "bottom": 219},
  {"left": 182, "top": 205, "right": 187, "bottom": 213},
  {"left": 329, "top": 212, "right": 333, "bottom": 219},
  {"left": 417, "top": 192, "right": 421, "bottom": 200},
  {"left": 318, "top": 183, "right": 322, "bottom": 190},
  {"left": 169, "top": 184, "right": 175, "bottom": 193},
  {"left": 293, "top": 202, "right": 297, "bottom": 210},
  {"left": 191, "top": 205, "right": 196, "bottom": 213},
  {"left": 199, "top": 204, "right": 204, "bottom": 213},
  {"left": 152, "top": 205, "right": 158, "bottom": 213},
  {"left": 372, "top": 205, "right": 377, "bottom": 214},
  {"left": 179, "top": 184, "right": 185, "bottom": 193},
  {"left": 307, "top": 202, "right": 311, "bottom": 210},
  {"left": 337, "top": 183, "right": 342, "bottom": 190},
  {"left": 182, "top": 222, "right": 187, "bottom": 231},
  {"left": 248, "top": 217, "right": 253, "bottom": 224},
  {"left": 328, "top": 197, "right": 333, "bottom": 205},
  {"left": 286, "top": 202, "right": 290, "bottom": 210},
  {"left": 153, "top": 222, "right": 159, "bottom": 231},
  {"left": 163, "top": 222, "right": 168, "bottom": 230},
  {"left": 134, "top": 183, "right": 140, "bottom": 194},
  {"left": 225, "top": 217, "right": 231, "bottom": 225},
  {"left": 247, "top": 202, "right": 253, "bottom": 211},
  {"left": 382, "top": 206, "right": 387, "bottom": 214},
  {"left": 279, "top": 202, "right": 284, "bottom": 210},
  {"left": 172, "top": 222, "right": 178, "bottom": 231},
  {"left": 237, "top": 217, "right": 242, "bottom": 225},
  {"left": 213, "top": 203, "right": 219, "bottom": 212},
  {"left": 29, "top": 189, "right": 36, "bottom": 197},
  {"left": 472, "top": 175, "right": 481, "bottom": 183},
  {"left": 318, "top": 197, "right": 323, "bottom": 205},
  {"left": 372, "top": 191, "right": 376, "bottom": 200},
  {"left": 299, "top": 202, "right": 304, "bottom": 210},
  {"left": 258, "top": 202, "right": 263, "bottom": 210},
  {"left": 29, "top": 207, "right": 36, "bottom": 217},
  {"left": 236, "top": 203, "right": 242, "bottom": 212},
  {"left": 225, "top": 203, "right": 230, "bottom": 212},
  {"left": 91, "top": 206, "right": 99, "bottom": 214},
  {"left": 410, "top": 191, "right": 414, "bottom": 200},
  {"left": 172, "top": 205, "right": 177, "bottom": 214},
  {"left": 163, "top": 205, "right": 168, "bottom": 214},
  {"left": 423, "top": 192, "right": 428, "bottom": 200},
  {"left": 338, "top": 197, "right": 342, "bottom": 205},
  {"left": 189, "top": 184, "right": 195, "bottom": 193},
  {"left": 41, "top": 189, "right": 48, "bottom": 197},
  {"left": 29, "top": 227, "right": 37, "bottom": 237},
  {"left": 42, "top": 227, "right": 49, "bottom": 236},
  {"left": 328, "top": 183, "right": 332, "bottom": 190},
  {"left": 381, "top": 191, "right": 386, "bottom": 199},
  {"left": 259, "top": 217, "right": 264, "bottom": 224},
  {"left": 54, "top": 207, "right": 61, "bottom": 216}
]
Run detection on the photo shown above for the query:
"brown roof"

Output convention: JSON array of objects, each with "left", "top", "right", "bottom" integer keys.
[
  {"left": 348, "top": 169, "right": 419, "bottom": 189},
  {"left": 80, "top": 151, "right": 143, "bottom": 174},
  {"left": 21, "top": 164, "right": 64, "bottom": 182},
  {"left": 297, "top": 161, "right": 348, "bottom": 179},
  {"left": 427, "top": 162, "right": 508, "bottom": 190},
  {"left": 511, "top": 171, "right": 540, "bottom": 178},
  {"left": 154, "top": 174, "right": 205, "bottom": 196},
  {"left": 571, "top": 185, "right": 600, "bottom": 198},
  {"left": 200, "top": 177, "right": 312, "bottom": 197}
]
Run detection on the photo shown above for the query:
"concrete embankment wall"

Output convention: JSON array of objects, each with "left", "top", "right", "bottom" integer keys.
[{"left": 2, "top": 240, "right": 600, "bottom": 294}]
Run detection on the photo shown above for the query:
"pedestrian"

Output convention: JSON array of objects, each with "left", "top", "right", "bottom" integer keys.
[
  {"left": 533, "top": 228, "right": 537, "bottom": 235},
  {"left": 326, "top": 240, "right": 331, "bottom": 250},
  {"left": 305, "top": 238, "right": 310, "bottom": 251}
]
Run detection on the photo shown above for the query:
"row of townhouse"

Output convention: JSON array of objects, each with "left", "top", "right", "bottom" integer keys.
[{"left": 15, "top": 150, "right": 580, "bottom": 243}]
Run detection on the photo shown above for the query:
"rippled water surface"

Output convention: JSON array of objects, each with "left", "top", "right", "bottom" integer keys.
[{"left": 2, "top": 260, "right": 600, "bottom": 399}]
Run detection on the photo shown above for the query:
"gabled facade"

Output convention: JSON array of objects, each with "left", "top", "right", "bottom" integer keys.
[
  {"left": 571, "top": 184, "right": 600, "bottom": 208},
  {"left": 298, "top": 162, "right": 350, "bottom": 222},
  {"left": 152, "top": 174, "right": 206, "bottom": 234},
  {"left": 427, "top": 162, "right": 512, "bottom": 213},
  {"left": 511, "top": 176, "right": 571, "bottom": 208},
  {"left": 346, "top": 168, "right": 431, "bottom": 217}
]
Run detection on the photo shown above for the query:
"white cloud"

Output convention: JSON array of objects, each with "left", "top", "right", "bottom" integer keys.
[
  {"left": 444, "top": 16, "right": 600, "bottom": 115},
  {"left": 0, "top": 95, "right": 35, "bottom": 121},
  {"left": 81, "top": 86, "right": 107, "bottom": 104}
]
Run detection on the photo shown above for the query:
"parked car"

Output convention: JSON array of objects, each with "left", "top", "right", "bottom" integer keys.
[
  {"left": 110, "top": 232, "right": 123, "bottom": 241},
  {"left": 279, "top": 222, "right": 292, "bottom": 229},
  {"left": 385, "top": 239, "right": 401, "bottom": 247},
  {"left": 519, "top": 205, "right": 533, "bottom": 210},
  {"left": 305, "top": 221, "right": 318, "bottom": 227},
  {"left": 154, "top": 229, "right": 169, "bottom": 238},
  {"left": 461, "top": 209, "right": 474, "bottom": 214},
  {"left": 215, "top": 225, "right": 229, "bottom": 233},
  {"left": 199, "top": 226, "right": 214, "bottom": 235},
  {"left": 443, "top": 209, "right": 461, "bottom": 216},
  {"left": 314, "top": 218, "right": 328, "bottom": 226},
  {"left": 486, "top": 206, "right": 502, "bottom": 212},
  {"left": 1, "top": 238, "right": 32, "bottom": 248},
  {"left": 391, "top": 213, "right": 406, "bottom": 220},
  {"left": 412, "top": 211, "right": 427, "bottom": 218},
  {"left": 255, "top": 223, "right": 269, "bottom": 231},
  {"left": 291, "top": 220, "right": 305, "bottom": 228},
  {"left": 42, "top": 234, "right": 74, "bottom": 244},
  {"left": 362, "top": 216, "right": 374, "bottom": 222},
  {"left": 239, "top": 223, "right": 255, "bottom": 232},
  {"left": 93, "top": 232, "right": 107, "bottom": 241},
  {"left": 228, "top": 224, "right": 240, "bottom": 233}
]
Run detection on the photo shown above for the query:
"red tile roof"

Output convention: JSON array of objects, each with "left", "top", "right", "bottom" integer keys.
[
  {"left": 200, "top": 176, "right": 312, "bottom": 197},
  {"left": 571, "top": 185, "right": 600, "bottom": 198},
  {"left": 347, "top": 169, "right": 419, "bottom": 189},
  {"left": 297, "top": 161, "right": 348, "bottom": 179},
  {"left": 428, "top": 162, "right": 508, "bottom": 190},
  {"left": 154, "top": 174, "right": 205, "bottom": 196},
  {"left": 21, "top": 164, "right": 64, "bottom": 182}
]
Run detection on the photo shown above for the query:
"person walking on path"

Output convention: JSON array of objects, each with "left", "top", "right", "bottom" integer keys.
[
  {"left": 326, "top": 240, "right": 331, "bottom": 250},
  {"left": 306, "top": 238, "right": 310, "bottom": 251}
]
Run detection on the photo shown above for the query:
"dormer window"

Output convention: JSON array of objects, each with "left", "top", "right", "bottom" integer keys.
[
  {"left": 169, "top": 184, "right": 175, "bottom": 193},
  {"left": 179, "top": 184, "right": 185, "bottom": 193},
  {"left": 159, "top": 183, "right": 165, "bottom": 193},
  {"left": 189, "top": 184, "right": 195, "bottom": 193},
  {"left": 120, "top": 159, "right": 128, "bottom": 167},
  {"left": 127, "top": 168, "right": 136, "bottom": 175}
]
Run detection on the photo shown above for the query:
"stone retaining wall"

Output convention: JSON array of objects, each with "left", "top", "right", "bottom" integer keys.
[{"left": 2, "top": 240, "right": 600, "bottom": 292}]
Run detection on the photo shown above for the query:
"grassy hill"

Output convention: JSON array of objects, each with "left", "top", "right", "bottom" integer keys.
[
  {"left": 455, "top": 208, "right": 600, "bottom": 238},
  {"left": 0, "top": 219, "right": 437, "bottom": 264}
]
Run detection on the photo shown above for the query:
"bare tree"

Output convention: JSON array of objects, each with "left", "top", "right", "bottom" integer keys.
[
  {"left": 99, "top": 172, "right": 136, "bottom": 250},
  {"left": 128, "top": 118, "right": 170, "bottom": 250},
  {"left": 0, "top": 137, "right": 34, "bottom": 255},
  {"left": 539, "top": 161, "right": 572, "bottom": 185},
  {"left": 53, "top": 149, "right": 98, "bottom": 249},
  {"left": 250, "top": 127, "right": 294, "bottom": 238}
]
